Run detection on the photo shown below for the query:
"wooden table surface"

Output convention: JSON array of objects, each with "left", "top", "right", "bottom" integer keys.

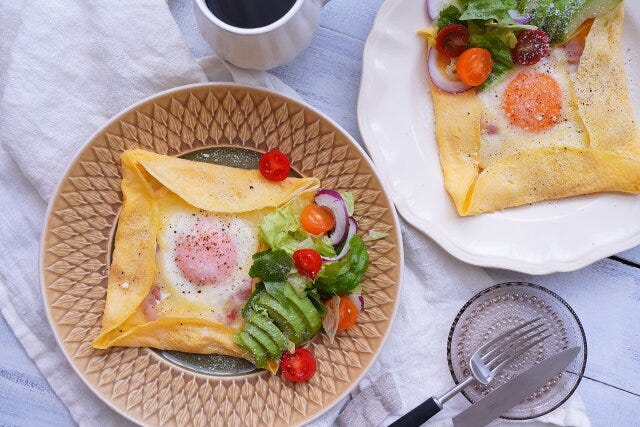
[{"left": 1, "top": 0, "right": 639, "bottom": 426}]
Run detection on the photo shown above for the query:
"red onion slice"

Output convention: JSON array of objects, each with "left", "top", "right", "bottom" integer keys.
[
  {"left": 428, "top": 48, "right": 472, "bottom": 94},
  {"left": 321, "top": 218, "right": 357, "bottom": 262},
  {"left": 314, "top": 189, "right": 349, "bottom": 246},
  {"left": 508, "top": 9, "right": 533, "bottom": 24},
  {"left": 426, "top": 0, "right": 445, "bottom": 21},
  {"left": 348, "top": 293, "right": 365, "bottom": 312}
]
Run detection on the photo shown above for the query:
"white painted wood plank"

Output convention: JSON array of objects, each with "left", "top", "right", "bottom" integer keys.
[
  {"left": 615, "top": 246, "right": 640, "bottom": 265},
  {"left": 320, "top": 0, "right": 385, "bottom": 42},
  {"left": 272, "top": 27, "right": 364, "bottom": 142},
  {"left": 580, "top": 377, "right": 640, "bottom": 427},
  {"left": 487, "top": 258, "right": 640, "bottom": 395}
]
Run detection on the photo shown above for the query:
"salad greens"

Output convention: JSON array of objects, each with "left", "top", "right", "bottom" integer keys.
[
  {"left": 468, "top": 28, "right": 516, "bottom": 88},
  {"left": 459, "top": 0, "right": 518, "bottom": 25},
  {"left": 316, "top": 235, "right": 369, "bottom": 296},
  {"left": 251, "top": 190, "right": 369, "bottom": 297},
  {"left": 249, "top": 249, "right": 293, "bottom": 282},
  {"left": 438, "top": 5, "right": 463, "bottom": 28},
  {"left": 258, "top": 204, "right": 304, "bottom": 254}
]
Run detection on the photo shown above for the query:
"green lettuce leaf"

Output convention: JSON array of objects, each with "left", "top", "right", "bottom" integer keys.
[
  {"left": 258, "top": 204, "right": 304, "bottom": 254},
  {"left": 315, "top": 235, "right": 369, "bottom": 296},
  {"left": 249, "top": 249, "right": 294, "bottom": 282},
  {"left": 459, "top": 0, "right": 518, "bottom": 25},
  {"left": 468, "top": 28, "right": 515, "bottom": 88},
  {"left": 437, "top": 5, "right": 463, "bottom": 28},
  {"left": 339, "top": 191, "right": 355, "bottom": 216}
]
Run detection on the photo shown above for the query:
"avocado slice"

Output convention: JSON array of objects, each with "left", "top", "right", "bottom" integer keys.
[
  {"left": 245, "top": 311, "right": 287, "bottom": 353},
  {"left": 281, "top": 283, "right": 322, "bottom": 337},
  {"left": 244, "top": 323, "right": 280, "bottom": 360},
  {"left": 253, "top": 292, "right": 306, "bottom": 344},
  {"left": 234, "top": 331, "right": 267, "bottom": 368},
  {"left": 263, "top": 282, "right": 320, "bottom": 342}
]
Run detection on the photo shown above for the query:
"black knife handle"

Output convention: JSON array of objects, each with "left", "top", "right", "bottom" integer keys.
[{"left": 388, "top": 397, "right": 442, "bottom": 426}]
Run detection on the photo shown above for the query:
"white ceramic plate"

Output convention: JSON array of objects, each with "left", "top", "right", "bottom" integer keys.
[{"left": 358, "top": 1, "right": 640, "bottom": 274}]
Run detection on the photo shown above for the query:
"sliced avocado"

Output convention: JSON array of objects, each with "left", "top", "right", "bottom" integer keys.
[
  {"left": 244, "top": 323, "right": 280, "bottom": 360},
  {"left": 234, "top": 332, "right": 267, "bottom": 368},
  {"left": 246, "top": 311, "right": 287, "bottom": 353},
  {"left": 281, "top": 283, "right": 322, "bottom": 337},
  {"left": 254, "top": 292, "right": 306, "bottom": 344}
]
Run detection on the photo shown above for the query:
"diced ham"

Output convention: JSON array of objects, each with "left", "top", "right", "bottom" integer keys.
[{"left": 141, "top": 285, "right": 162, "bottom": 321}]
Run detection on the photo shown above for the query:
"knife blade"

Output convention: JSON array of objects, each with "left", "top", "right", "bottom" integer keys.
[{"left": 452, "top": 346, "right": 581, "bottom": 427}]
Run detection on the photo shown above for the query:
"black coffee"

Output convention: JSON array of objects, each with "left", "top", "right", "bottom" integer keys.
[{"left": 205, "top": 0, "right": 297, "bottom": 29}]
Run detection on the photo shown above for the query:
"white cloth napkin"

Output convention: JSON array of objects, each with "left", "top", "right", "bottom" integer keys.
[{"left": 0, "top": 0, "right": 590, "bottom": 426}]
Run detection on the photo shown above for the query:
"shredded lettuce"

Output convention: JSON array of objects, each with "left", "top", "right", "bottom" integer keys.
[
  {"left": 365, "top": 230, "right": 389, "bottom": 241},
  {"left": 259, "top": 204, "right": 304, "bottom": 254},
  {"left": 287, "top": 272, "right": 311, "bottom": 298},
  {"left": 339, "top": 191, "right": 355, "bottom": 216}
]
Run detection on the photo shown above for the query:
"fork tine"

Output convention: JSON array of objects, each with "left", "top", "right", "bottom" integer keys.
[
  {"left": 488, "top": 332, "right": 553, "bottom": 373},
  {"left": 475, "top": 317, "right": 542, "bottom": 357},
  {"left": 485, "top": 328, "right": 548, "bottom": 367},
  {"left": 481, "top": 322, "right": 546, "bottom": 363}
]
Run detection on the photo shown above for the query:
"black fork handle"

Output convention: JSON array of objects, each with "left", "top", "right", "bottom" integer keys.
[{"left": 388, "top": 397, "right": 442, "bottom": 426}]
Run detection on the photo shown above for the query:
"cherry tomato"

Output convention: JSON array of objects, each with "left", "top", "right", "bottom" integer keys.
[
  {"left": 456, "top": 47, "right": 493, "bottom": 86},
  {"left": 512, "top": 29, "right": 550, "bottom": 66},
  {"left": 337, "top": 295, "right": 358, "bottom": 331},
  {"left": 300, "top": 204, "right": 335, "bottom": 235},
  {"left": 436, "top": 24, "right": 470, "bottom": 58},
  {"left": 258, "top": 150, "right": 290, "bottom": 181},
  {"left": 293, "top": 249, "right": 322, "bottom": 280},
  {"left": 280, "top": 348, "right": 317, "bottom": 382}
]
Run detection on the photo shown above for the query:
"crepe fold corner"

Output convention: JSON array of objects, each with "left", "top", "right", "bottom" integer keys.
[
  {"left": 91, "top": 149, "right": 320, "bottom": 355},
  {"left": 430, "top": 4, "right": 640, "bottom": 216}
]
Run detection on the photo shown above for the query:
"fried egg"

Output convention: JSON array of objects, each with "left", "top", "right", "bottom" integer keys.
[
  {"left": 152, "top": 202, "right": 259, "bottom": 328},
  {"left": 478, "top": 49, "right": 588, "bottom": 169}
]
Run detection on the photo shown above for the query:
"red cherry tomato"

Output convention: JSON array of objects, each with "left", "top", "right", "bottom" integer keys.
[
  {"left": 337, "top": 295, "right": 358, "bottom": 331},
  {"left": 293, "top": 249, "right": 322, "bottom": 280},
  {"left": 280, "top": 348, "right": 317, "bottom": 382},
  {"left": 258, "top": 150, "right": 290, "bottom": 181},
  {"left": 512, "top": 29, "right": 550, "bottom": 66},
  {"left": 300, "top": 204, "right": 335, "bottom": 235},
  {"left": 436, "top": 24, "right": 470, "bottom": 58}
]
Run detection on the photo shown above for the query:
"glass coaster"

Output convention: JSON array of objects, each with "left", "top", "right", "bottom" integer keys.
[{"left": 447, "top": 282, "right": 587, "bottom": 420}]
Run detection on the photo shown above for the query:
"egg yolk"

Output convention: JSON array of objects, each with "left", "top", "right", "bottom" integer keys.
[
  {"left": 502, "top": 71, "right": 562, "bottom": 132},
  {"left": 175, "top": 219, "right": 237, "bottom": 285}
]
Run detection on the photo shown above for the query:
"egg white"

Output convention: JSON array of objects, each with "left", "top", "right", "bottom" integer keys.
[
  {"left": 478, "top": 49, "right": 588, "bottom": 170},
  {"left": 154, "top": 206, "right": 258, "bottom": 323}
]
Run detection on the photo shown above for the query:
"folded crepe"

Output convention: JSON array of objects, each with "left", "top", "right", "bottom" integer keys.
[
  {"left": 430, "top": 5, "right": 640, "bottom": 216},
  {"left": 92, "top": 149, "right": 319, "bottom": 358}
]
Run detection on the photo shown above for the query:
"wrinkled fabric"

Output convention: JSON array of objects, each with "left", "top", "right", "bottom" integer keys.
[{"left": 0, "top": 0, "right": 589, "bottom": 426}]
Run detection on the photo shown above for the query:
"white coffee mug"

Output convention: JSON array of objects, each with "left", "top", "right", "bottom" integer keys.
[{"left": 193, "top": 0, "right": 331, "bottom": 70}]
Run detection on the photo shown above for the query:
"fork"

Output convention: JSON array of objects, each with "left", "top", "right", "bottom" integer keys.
[{"left": 389, "top": 318, "right": 550, "bottom": 426}]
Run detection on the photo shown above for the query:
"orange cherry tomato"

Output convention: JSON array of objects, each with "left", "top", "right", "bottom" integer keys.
[
  {"left": 280, "top": 348, "right": 317, "bottom": 382},
  {"left": 456, "top": 47, "right": 493, "bottom": 87},
  {"left": 337, "top": 295, "right": 358, "bottom": 331},
  {"left": 300, "top": 204, "right": 335, "bottom": 235}
]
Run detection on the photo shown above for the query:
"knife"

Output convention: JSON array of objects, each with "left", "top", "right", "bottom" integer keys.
[{"left": 452, "top": 346, "right": 581, "bottom": 427}]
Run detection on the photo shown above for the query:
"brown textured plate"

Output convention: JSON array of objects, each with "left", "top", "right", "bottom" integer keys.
[{"left": 40, "top": 83, "right": 403, "bottom": 426}]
